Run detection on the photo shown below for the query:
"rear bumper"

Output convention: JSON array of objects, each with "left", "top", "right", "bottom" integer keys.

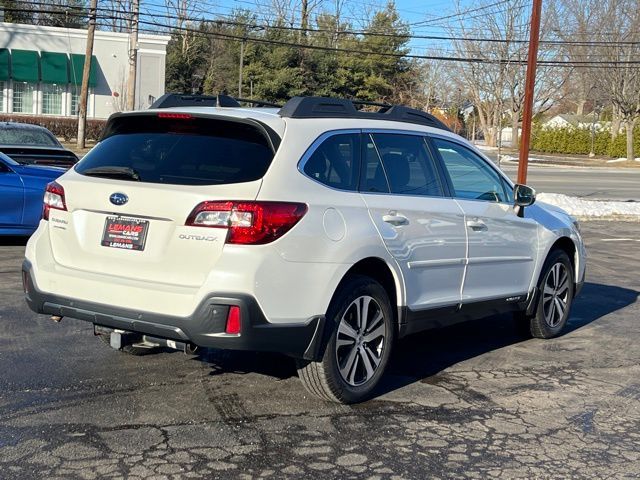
[{"left": 23, "top": 260, "right": 326, "bottom": 360}]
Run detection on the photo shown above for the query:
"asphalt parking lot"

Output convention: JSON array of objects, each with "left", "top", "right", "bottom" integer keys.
[{"left": 1, "top": 221, "right": 639, "bottom": 479}]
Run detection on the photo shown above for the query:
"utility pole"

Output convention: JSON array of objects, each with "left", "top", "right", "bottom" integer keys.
[
  {"left": 126, "top": 0, "right": 139, "bottom": 110},
  {"left": 77, "top": 0, "right": 97, "bottom": 149},
  {"left": 517, "top": 0, "right": 542, "bottom": 185},
  {"left": 238, "top": 39, "right": 245, "bottom": 97}
]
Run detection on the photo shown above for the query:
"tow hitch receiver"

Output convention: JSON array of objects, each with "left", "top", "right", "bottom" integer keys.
[{"left": 94, "top": 325, "right": 198, "bottom": 354}]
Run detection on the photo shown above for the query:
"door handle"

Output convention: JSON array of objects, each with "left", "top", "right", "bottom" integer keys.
[
  {"left": 383, "top": 214, "right": 409, "bottom": 226},
  {"left": 466, "top": 219, "right": 488, "bottom": 231}
]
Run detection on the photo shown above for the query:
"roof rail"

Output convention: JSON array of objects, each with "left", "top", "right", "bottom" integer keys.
[
  {"left": 278, "top": 96, "right": 451, "bottom": 131},
  {"left": 150, "top": 93, "right": 282, "bottom": 110}
]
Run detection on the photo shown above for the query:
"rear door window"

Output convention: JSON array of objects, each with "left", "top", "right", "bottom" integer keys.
[
  {"left": 370, "top": 133, "right": 444, "bottom": 197},
  {"left": 76, "top": 115, "right": 275, "bottom": 186}
]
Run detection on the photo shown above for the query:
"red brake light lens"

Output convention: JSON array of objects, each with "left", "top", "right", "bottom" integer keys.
[
  {"left": 43, "top": 181, "right": 67, "bottom": 220},
  {"left": 185, "top": 201, "right": 307, "bottom": 245},
  {"left": 157, "top": 112, "right": 193, "bottom": 119}
]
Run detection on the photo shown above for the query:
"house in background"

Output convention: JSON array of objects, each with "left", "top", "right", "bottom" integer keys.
[
  {"left": 0, "top": 22, "right": 169, "bottom": 119},
  {"left": 542, "top": 113, "right": 608, "bottom": 130}
]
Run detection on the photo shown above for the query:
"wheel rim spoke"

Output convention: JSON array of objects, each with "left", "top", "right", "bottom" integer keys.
[
  {"left": 554, "top": 297, "right": 566, "bottom": 320},
  {"left": 338, "top": 321, "right": 358, "bottom": 341},
  {"left": 337, "top": 337, "right": 355, "bottom": 348},
  {"left": 363, "top": 323, "right": 385, "bottom": 343},
  {"left": 359, "top": 296, "right": 371, "bottom": 332},
  {"left": 364, "top": 344, "right": 381, "bottom": 367},
  {"left": 339, "top": 345, "right": 358, "bottom": 380},
  {"left": 360, "top": 348, "right": 375, "bottom": 381}
]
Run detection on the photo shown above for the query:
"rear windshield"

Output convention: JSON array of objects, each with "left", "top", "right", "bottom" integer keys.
[
  {"left": 75, "top": 115, "right": 275, "bottom": 185},
  {"left": 0, "top": 127, "right": 58, "bottom": 147}
]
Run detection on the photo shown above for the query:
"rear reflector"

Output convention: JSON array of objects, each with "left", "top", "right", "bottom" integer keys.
[
  {"left": 22, "top": 270, "right": 29, "bottom": 294},
  {"left": 43, "top": 181, "right": 67, "bottom": 220},
  {"left": 225, "top": 306, "right": 241, "bottom": 335},
  {"left": 185, "top": 201, "right": 307, "bottom": 245}
]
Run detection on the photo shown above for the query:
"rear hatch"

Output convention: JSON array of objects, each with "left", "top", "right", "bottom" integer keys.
[{"left": 48, "top": 112, "right": 278, "bottom": 287}]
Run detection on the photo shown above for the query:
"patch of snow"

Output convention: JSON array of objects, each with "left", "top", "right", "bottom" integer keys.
[
  {"left": 474, "top": 143, "right": 498, "bottom": 151},
  {"left": 537, "top": 193, "right": 640, "bottom": 217},
  {"left": 607, "top": 158, "right": 628, "bottom": 163}
]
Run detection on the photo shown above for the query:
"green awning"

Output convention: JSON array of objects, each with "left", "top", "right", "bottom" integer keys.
[
  {"left": 70, "top": 54, "right": 97, "bottom": 87},
  {"left": 41, "top": 52, "right": 69, "bottom": 84},
  {"left": 0, "top": 49, "right": 9, "bottom": 81},
  {"left": 11, "top": 49, "right": 39, "bottom": 82}
]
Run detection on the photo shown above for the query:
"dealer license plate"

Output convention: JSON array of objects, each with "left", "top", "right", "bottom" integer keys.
[{"left": 101, "top": 216, "right": 149, "bottom": 251}]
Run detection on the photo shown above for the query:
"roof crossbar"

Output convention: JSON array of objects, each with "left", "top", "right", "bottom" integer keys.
[{"left": 278, "top": 96, "right": 450, "bottom": 131}]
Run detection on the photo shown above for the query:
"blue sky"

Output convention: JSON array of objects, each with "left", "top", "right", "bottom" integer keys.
[{"left": 141, "top": 0, "right": 483, "bottom": 55}]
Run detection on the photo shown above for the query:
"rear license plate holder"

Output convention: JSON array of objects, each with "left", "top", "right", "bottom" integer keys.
[{"left": 101, "top": 216, "right": 149, "bottom": 251}]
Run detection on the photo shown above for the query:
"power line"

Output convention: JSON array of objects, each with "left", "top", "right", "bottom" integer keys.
[
  {"left": 6, "top": 5, "right": 640, "bottom": 69},
  {"left": 26, "top": 0, "right": 640, "bottom": 49}
]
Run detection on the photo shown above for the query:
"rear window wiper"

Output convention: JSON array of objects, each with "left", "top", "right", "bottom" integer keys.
[{"left": 81, "top": 166, "right": 141, "bottom": 181}]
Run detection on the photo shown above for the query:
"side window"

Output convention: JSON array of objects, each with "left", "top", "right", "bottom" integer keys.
[
  {"left": 303, "top": 133, "right": 360, "bottom": 191},
  {"left": 432, "top": 138, "right": 508, "bottom": 202},
  {"left": 360, "top": 134, "right": 389, "bottom": 193},
  {"left": 370, "top": 133, "right": 444, "bottom": 197},
  {"left": 501, "top": 177, "right": 514, "bottom": 203}
]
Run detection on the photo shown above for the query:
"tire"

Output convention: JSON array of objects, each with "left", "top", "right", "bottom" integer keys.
[
  {"left": 521, "top": 249, "right": 575, "bottom": 339},
  {"left": 97, "top": 333, "right": 155, "bottom": 356},
  {"left": 296, "top": 275, "right": 395, "bottom": 404}
]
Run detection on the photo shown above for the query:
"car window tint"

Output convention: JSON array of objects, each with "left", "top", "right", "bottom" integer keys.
[
  {"left": 432, "top": 138, "right": 507, "bottom": 202},
  {"left": 370, "top": 133, "right": 444, "bottom": 197},
  {"left": 76, "top": 116, "right": 274, "bottom": 186},
  {"left": 0, "top": 128, "right": 58, "bottom": 147},
  {"left": 359, "top": 134, "right": 390, "bottom": 193},
  {"left": 304, "top": 133, "right": 360, "bottom": 191}
]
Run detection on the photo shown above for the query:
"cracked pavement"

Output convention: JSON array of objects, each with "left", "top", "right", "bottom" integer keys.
[{"left": 1, "top": 221, "right": 639, "bottom": 479}]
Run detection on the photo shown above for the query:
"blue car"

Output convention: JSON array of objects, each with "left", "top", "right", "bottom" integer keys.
[{"left": 0, "top": 152, "right": 64, "bottom": 235}]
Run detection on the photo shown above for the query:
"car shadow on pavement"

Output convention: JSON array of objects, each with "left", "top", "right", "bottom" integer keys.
[
  {"left": 188, "top": 282, "right": 638, "bottom": 392},
  {"left": 376, "top": 282, "right": 638, "bottom": 397},
  {"left": 0, "top": 236, "right": 29, "bottom": 247}
]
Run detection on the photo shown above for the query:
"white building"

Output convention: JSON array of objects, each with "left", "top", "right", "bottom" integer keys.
[{"left": 0, "top": 22, "right": 170, "bottom": 119}]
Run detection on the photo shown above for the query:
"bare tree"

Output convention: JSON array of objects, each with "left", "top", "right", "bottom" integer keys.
[
  {"left": 447, "top": 0, "right": 567, "bottom": 147},
  {"left": 592, "top": 0, "right": 640, "bottom": 160},
  {"left": 548, "top": 0, "right": 602, "bottom": 116},
  {"left": 102, "top": 0, "right": 131, "bottom": 33}
]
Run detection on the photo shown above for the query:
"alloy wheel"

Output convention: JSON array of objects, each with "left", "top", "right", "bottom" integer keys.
[
  {"left": 335, "top": 295, "right": 386, "bottom": 386},
  {"left": 542, "top": 262, "right": 570, "bottom": 328}
]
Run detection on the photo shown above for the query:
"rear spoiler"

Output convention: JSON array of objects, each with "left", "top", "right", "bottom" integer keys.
[{"left": 100, "top": 111, "right": 282, "bottom": 153}]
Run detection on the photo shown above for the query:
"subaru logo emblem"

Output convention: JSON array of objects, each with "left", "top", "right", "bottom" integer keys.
[{"left": 109, "top": 193, "right": 128, "bottom": 206}]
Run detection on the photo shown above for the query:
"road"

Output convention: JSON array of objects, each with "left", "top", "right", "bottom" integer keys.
[
  {"left": 1, "top": 222, "right": 639, "bottom": 478},
  {"left": 483, "top": 154, "right": 640, "bottom": 201}
]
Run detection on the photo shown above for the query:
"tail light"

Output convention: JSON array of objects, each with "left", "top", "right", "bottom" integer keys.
[
  {"left": 43, "top": 181, "right": 67, "bottom": 220},
  {"left": 185, "top": 201, "right": 307, "bottom": 245}
]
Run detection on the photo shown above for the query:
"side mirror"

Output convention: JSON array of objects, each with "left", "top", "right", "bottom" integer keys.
[{"left": 514, "top": 184, "right": 536, "bottom": 207}]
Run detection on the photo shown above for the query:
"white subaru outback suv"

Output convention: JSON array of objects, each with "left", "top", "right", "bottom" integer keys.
[{"left": 24, "top": 95, "right": 586, "bottom": 404}]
